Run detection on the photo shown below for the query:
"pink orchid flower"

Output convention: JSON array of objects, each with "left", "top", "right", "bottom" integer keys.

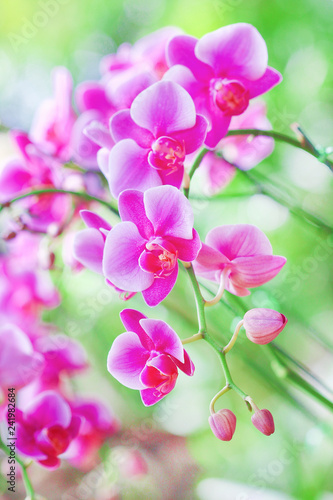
[
  {"left": 103, "top": 186, "right": 201, "bottom": 306},
  {"left": 15, "top": 391, "right": 81, "bottom": 469},
  {"left": 65, "top": 398, "right": 120, "bottom": 470},
  {"left": 165, "top": 23, "right": 281, "bottom": 148},
  {"left": 0, "top": 324, "right": 44, "bottom": 391},
  {"left": 107, "top": 80, "right": 208, "bottom": 197},
  {"left": 193, "top": 224, "right": 286, "bottom": 296},
  {"left": 199, "top": 101, "right": 274, "bottom": 194},
  {"left": 30, "top": 67, "right": 76, "bottom": 161},
  {"left": 107, "top": 309, "right": 194, "bottom": 406}
]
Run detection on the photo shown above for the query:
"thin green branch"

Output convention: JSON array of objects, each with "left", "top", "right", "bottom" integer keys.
[
  {"left": 185, "top": 264, "right": 248, "bottom": 401},
  {"left": 184, "top": 148, "right": 209, "bottom": 198},
  {"left": 226, "top": 128, "right": 333, "bottom": 172},
  {"left": 197, "top": 280, "right": 333, "bottom": 411},
  {"left": 164, "top": 279, "right": 319, "bottom": 421},
  {"left": 0, "top": 188, "right": 119, "bottom": 216}
]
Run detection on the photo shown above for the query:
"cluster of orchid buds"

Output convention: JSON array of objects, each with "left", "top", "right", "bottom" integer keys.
[
  {"left": 3, "top": 20, "right": 318, "bottom": 496},
  {"left": 208, "top": 307, "right": 287, "bottom": 441}
]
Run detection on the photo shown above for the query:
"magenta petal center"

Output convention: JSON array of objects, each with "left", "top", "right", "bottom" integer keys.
[
  {"left": 139, "top": 240, "right": 178, "bottom": 277},
  {"left": 211, "top": 78, "right": 249, "bottom": 116},
  {"left": 148, "top": 136, "right": 185, "bottom": 173}
]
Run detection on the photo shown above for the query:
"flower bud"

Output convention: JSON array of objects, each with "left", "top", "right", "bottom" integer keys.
[
  {"left": 243, "top": 308, "right": 287, "bottom": 345},
  {"left": 251, "top": 409, "right": 275, "bottom": 436},
  {"left": 209, "top": 409, "right": 236, "bottom": 441}
]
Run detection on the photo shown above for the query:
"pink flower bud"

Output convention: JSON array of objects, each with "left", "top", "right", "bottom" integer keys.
[
  {"left": 208, "top": 409, "right": 236, "bottom": 441},
  {"left": 251, "top": 409, "right": 275, "bottom": 436},
  {"left": 243, "top": 308, "right": 287, "bottom": 345}
]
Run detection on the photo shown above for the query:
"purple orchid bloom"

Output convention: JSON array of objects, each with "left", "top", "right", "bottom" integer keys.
[
  {"left": 165, "top": 23, "right": 281, "bottom": 148},
  {"left": 193, "top": 224, "right": 286, "bottom": 296},
  {"left": 107, "top": 309, "right": 194, "bottom": 406},
  {"left": 15, "top": 391, "right": 81, "bottom": 469},
  {"left": 103, "top": 185, "right": 201, "bottom": 306},
  {"left": 107, "top": 80, "right": 208, "bottom": 198}
]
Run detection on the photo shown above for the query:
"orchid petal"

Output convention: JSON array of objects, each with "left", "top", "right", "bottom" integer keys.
[
  {"left": 141, "top": 266, "right": 178, "bottom": 307},
  {"left": 108, "top": 139, "right": 161, "bottom": 198},
  {"left": 103, "top": 222, "right": 154, "bottom": 292},
  {"left": 195, "top": 23, "right": 268, "bottom": 80},
  {"left": 206, "top": 224, "right": 273, "bottom": 260},
  {"left": 140, "top": 318, "right": 184, "bottom": 361},
  {"left": 144, "top": 185, "right": 194, "bottom": 239},
  {"left": 110, "top": 109, "right": 154, "bottom": 148},
  {"left": 131, "top": 81, "right": 196, "bottom": 137},
  {"left": 107, "top": 332, "right": 149, "bottom": 390},
  {"left": 73, "top": 228, "right": 105, "bottom": 274}
]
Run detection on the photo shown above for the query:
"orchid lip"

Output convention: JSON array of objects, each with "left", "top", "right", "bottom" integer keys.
[
  {"left": 148, "top": 136, "right": 185, "bottom": 174},
  {"left": 211, "top": 78, "right": 250, "bottom": 116},
  {"left": 139, "top": 239, "right": 178, "bottom": 278}
]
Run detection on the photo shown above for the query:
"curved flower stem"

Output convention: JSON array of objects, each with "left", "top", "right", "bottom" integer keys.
[
  {"left": 223, "top": 293, "right": 333, "bottom": 411},
  {"left": 223, "top": 320, "right": 244, "bottom": 354},
  {"left": 184, "top": 148, "right": 209, "bottom": 198},
  {"left": 182, "top": 332, "right": 204, "bottom": 345},
  {"left": 185, "top": 263, "right": 248, "bottom": 402},
  {"left": 209, "top": 385, "right": 231, "bottom": 414},
  {"left": 185, "top": 264, "right": 209, "bottom": 337},
  {"left": 0, "top": 438, "right": 36, "bottom": 499},
  {"left": 244, "top": 396, "right": 259, "bottom": 413},
  {"left": 204, "top": 268, "right": 228, "bottom": 307},
  {"left": 226, "top": 128, "right": 333, "bottom": 172},
  {"left": 0, "top": 188, "right": 119, "bottom": 216}
]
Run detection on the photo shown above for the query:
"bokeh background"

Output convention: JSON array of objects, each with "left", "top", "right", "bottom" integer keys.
[{"left": 1, "top": 0, "right": 333, "bottom": 499}]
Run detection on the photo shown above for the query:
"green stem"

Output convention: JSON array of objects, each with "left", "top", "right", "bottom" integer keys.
[
  {"left": 185, "top": 264, "right": 248, "bottom": 400},
  {"left": 0, "top": 188, "right": 119, "bottom": 215},
  {"left": 184, "top": 264, "right": 208, "bottom": 336},
  {"left": 182, "top": 332, "right": 203, "bottom": 344},
  {"left": 184, "top": 148, "right": 209, "bottom": 198},
  {"left": 226, "top": 128, "right": 333, "bottom": 172},
  {"left": 199, "top": 281, "right": 333, "bottom": 412},
  {"left": 223, "top": 320, "right": 244, "bottom": 354},
  {"left": 0, "top": 438, "right": 36, "bottom": 499},
  {"left": 209, "top": 385, "right": 231, "bottom": 414}
]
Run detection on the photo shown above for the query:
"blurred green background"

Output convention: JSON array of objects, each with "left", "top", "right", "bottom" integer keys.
[{"left": 1, "top": 0, "right": 333, "bottom": 499}]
